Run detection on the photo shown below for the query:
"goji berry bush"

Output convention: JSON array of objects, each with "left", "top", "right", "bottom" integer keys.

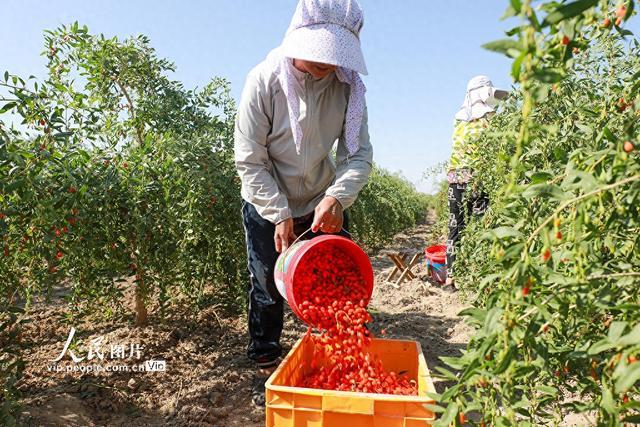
[
  {"left": 433, "top": 1, "right": 640, "bottom": 425},
  {"left": 350, "top": 166, "right": 431, "bottom": 250},
  {"left": 0, "top": 24, "right": 431, "bottom": 424}
]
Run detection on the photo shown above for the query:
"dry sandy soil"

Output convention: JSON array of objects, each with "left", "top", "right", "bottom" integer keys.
[{"left": 16, "top": 221, "right": 475, "bottom": 427}]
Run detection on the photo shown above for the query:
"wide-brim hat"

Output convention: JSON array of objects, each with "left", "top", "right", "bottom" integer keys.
[{"left": 281, "top": 23, "right": 368, "bottom": 75}]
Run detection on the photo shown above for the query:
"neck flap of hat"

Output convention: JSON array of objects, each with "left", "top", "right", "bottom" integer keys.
[{"left": 455, "top": 75, "right": 496, "bottom": 122}]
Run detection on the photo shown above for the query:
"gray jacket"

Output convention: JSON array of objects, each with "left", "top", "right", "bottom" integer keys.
[{"left": 234, "top": 59, "right": 373, "bottom": 224}]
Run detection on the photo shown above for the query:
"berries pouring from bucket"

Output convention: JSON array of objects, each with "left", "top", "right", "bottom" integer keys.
[{"left": 292, "top": 244, "right": 417, "bottom": 395}]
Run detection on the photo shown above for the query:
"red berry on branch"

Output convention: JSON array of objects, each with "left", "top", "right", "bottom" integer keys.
[
  {"left": 542, "top": 249, "right": 551, "bottom": 262},
  {"left": 561, "top": 35, "right": 570, "bottom": 45},
  {"left": 624, "top": 141, "right": 635, "bottom": 153},
  {"left": 68, "top": 186, "right": 77, "bottom": 194},
  {"left": 616, "top": 5, "right": 627, "bottom": 19},
  {"left": 522, "top": 286, "right": 530, "bottom": 297},
  {"left": 618, "top": 98, "right": 629, "bottom": 112}
]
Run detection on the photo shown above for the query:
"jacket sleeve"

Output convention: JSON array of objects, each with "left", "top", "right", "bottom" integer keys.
[
  {"left": 324, "top": 106, "right": 374, "bottom": 209},
  {"left": 234, "top": 70, "right": 292, "bottom": 224}
]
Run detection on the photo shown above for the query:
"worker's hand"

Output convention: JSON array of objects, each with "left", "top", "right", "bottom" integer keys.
[
  {"left": 274, "top": 218, "right": 296, "bottom": 253},
  {"left": 311, "top": 196, "right": 343, "bottom": 234}
]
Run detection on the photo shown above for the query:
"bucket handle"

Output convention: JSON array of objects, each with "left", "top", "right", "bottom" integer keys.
[{"left": 282, "top": 227, "right": 352, "bottom": 257}]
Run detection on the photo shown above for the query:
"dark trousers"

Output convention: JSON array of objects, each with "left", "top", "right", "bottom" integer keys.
[
  {"left": 241, "top": 200, "right": 350, "bottom": 366},
  {"left": 446, "top": 183, "right": 489, "bottom": 278}
]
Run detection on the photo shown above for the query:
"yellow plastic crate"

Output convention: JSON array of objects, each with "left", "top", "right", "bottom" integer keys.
[{"left": 265, "top": 335, "right": 436, "bottom": 427}]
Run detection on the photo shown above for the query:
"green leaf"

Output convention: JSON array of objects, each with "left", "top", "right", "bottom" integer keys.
[
  {"left": 439, "top": 384, "right": 460, "bottom": 402},
  {"left": 458, "top": 307, "right": 487, "bottom": 324},
  {"left": 426, "top": 391, "right": 442, "bottom": 401},
  {"left": 0, "top": 102, "right": 16, "bottom": 114},
  {"left": 434, "top": 402, "right": 459, "bottom": 427},
  {"left": 536, "top": 385, "right": 558, "bottom": 396},
  {"left": 529, "top": 172, "right": 553, "bottom": 183},
  {"left": 589, "top": 339, "right": 614, "bottom": 355},
  {"left": 494, "top": 345, "right": 516, "bottom": 375},
  {"left": 532, "top": 68, "right": 565, "bottom": 83},
  {"left": 482, "top": 226, "right": 523, "bottom": 240},
  {"left": 434, "top": 366, "right": 458, "bottom": 381},
  {"left": 602, "top": 126, "right": 616, "bottom": 143},
  {"left": 618, "top": 324, "right": 640, "bottom": 346},
  {"left": 542, "top": 0, "right": 598, "bottom": 27},
  {"left": 53, "top": 131, "right": 73, "bottom": 140},
  {"left": 601, "top": 386, "right": 616, "bottom": 415},
  {"left": 3, "top": 179, "right": 25, "bottom": 192},
  {"left": 484, "top": 308, "right": 504, "bottom": 335},
  {"left": 440, "top": 356, "right": 465, "bottom": 370},
  {"left": 501, "top": 5, "right": 518, "bottom": 20},
  {"left": 482, "top": 39, "right": 522, "bottom": 56},
  {"left": 511, "top": 50, "right": 527, "bottom": 81},
  {"left": 615, "top": 363, "right": 640, "bottom": 393},
  {"left": 522, "top": 184, "right": 566, "bottom": 200},
  {"left": 608, "top": 321, "right": 628, "bottom": 343},
  {"left": 424, "top": 403, "right": 445, "bottom": 414}
]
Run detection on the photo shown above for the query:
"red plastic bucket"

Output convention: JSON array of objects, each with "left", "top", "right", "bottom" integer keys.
[
  {"left": 274, "top": 234, "right": 374, "bottom": 323},
  {"left": 425, "top": 244, "right": 447, "bottom": 284}
]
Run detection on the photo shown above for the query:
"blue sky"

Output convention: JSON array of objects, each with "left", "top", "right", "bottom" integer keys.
[{"left": 2, "top": 1, "right": 638, "bottom": 192}]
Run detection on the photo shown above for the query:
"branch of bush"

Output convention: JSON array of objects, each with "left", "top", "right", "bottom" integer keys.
[{"left": 526, "top": 174, "right": 640, "bottom": 246}]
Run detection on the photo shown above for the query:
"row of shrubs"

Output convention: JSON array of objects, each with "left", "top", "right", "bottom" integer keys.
[{"left": 0, "top": 24, "right": 431, "bottom": 424}]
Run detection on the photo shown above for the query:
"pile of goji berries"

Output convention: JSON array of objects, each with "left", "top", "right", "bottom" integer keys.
[{"left": 294, "top": 244, "right": 417, "bottom": 395}]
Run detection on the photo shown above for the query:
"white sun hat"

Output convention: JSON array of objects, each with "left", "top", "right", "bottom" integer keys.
[
  {"left": 281, "top": 0, "right": 368, "bottom": 75},
  {"left": 455, "top": 75, "right": 509, "bottom": 122}
]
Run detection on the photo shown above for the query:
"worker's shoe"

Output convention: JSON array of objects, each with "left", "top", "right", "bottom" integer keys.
[
  {"left": 251, "top": 359, "right": 279, "bottom": 406},
  {"left": 445, "top": 277, "right": 457, "bottom": 291},
  {"left": 251, "top": 375, "right": 268, "bottom": 406}
]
